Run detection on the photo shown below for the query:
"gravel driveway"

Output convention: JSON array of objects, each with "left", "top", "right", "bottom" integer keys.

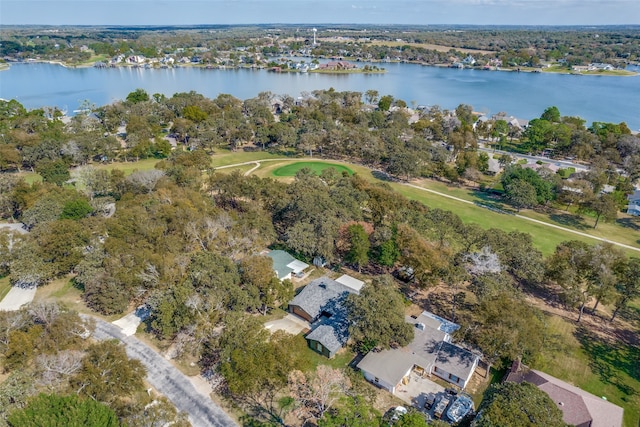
[{"left": 85, "top": 315, "right": 237, "bottom": 427}]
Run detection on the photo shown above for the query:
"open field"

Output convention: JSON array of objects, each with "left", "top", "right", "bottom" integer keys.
[
  {"left": 368, "top": 40, "right": 495, "bottom": 55},
  {"left": 211, "top": 164, "right": 256, "bottom": 175},
  {"left": 543, "top": 66, "right": 637, "bottom": 77},
  {"left": 93, "top": 158, "right": 160, "bottom": 174},
  {"left": 234, "top": 156, "right": 639, "bottom": 256},
  {"left": 34, "top": 277, "right": 87, "bottom": 313},
  {"left": 535, "top": 314, "right": 639, "bottom": 427},
  {"left": 272, "top": 161, "right": 353, "bottom": 177}
]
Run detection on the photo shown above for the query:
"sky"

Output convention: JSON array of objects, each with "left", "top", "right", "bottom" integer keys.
[{"left": 1, "top": 0, "right": 638, "bottom": 26}]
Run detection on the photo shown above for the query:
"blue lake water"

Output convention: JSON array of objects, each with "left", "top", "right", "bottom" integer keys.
[{"left": 1, "top": 62, "right": 639, "bottom": 129}]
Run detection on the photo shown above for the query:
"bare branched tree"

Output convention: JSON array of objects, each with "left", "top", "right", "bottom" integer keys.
[
  {"left": 466, "top": 246, "right": 502, "bottom": 276},
  {"left": 28, "top": 301, "right": 61, "bottom": 328},
  {"left": 288, "top": 365, "right": 351, "bottom": 421},
  {"left": 36, "top": 350, "right": 84, "bottom": 389}
]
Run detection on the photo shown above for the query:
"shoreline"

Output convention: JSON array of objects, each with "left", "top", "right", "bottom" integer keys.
[{"left": 2, "top": 58, "right": 637, "bottom": 77}]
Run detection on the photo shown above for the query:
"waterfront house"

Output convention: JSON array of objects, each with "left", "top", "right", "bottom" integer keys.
[
  {"left": 589, "top": 63, "right": 614, "bottom": 71},
  {"left": 318, "top": 61, "right": 357, "bottom": 70}
]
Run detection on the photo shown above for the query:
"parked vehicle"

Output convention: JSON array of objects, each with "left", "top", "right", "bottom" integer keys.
[
  {"left": 446, "top": 394, "right": 475, "bottom": 423},
  {"left": 424, "top": 393, "right": 436, "bottom": 410},
  {"left": 434, "top": 395, "right": 453, "bottom": 419}
]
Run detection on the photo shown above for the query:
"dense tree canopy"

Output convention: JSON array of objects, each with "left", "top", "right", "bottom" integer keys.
[
  {"left": 7, "top": 393, "right": 119, "bottom": 427},
  {"left": 346, "top": 275, "right": 414, "bottom": 352},
  {"left": 475, "top": 382, "right": 567, "bottom": 427}
]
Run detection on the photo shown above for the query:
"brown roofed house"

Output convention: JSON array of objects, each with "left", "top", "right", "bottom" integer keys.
[{"left": 505, "top": 360, "right": 624, "bottom": 427}]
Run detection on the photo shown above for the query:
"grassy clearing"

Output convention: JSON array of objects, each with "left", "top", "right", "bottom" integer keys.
[
  {"left": 35, "top": 277, "right": 87, "bottom": 313},
  {"left": 0, "top": 276, "right": 11, "bottom": 301},
  {"left": 93, "top": 158, "right": 160, "bottom": 175},
  {"left": 367, "top": 40, "right": 495, "bottom": 55},
  {"left": 212, "top": 164, "right": 256, "bottom": 175},
  {"left": 297, "top": 334, "right": 357, "bottom": 370},
  {"left": 14, "top": 171, "right": 42, "bottom": 184},
  {"left": 247, "top": 156, "right": 638, "bottom": 255},
  {"left": 535, "top": 314, "right": 639, "bottom": 427},
  {"left": 272, "top": 161, "right": 354, "bottom": 177}
]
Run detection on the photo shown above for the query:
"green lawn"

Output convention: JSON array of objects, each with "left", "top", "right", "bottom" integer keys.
[
  {"left": 212, "top": 164, "right": 256, "bottom": 175},
  {"left": 210, "top": 150, "right": 287, "bottom": 168},
  {"left": 534, "top": 314, "right": 639, "bottom": 427},
  {"left": 296, "top": 334, "right": 357, "bottom": 370},
  {"left": 94, "top": 158, "right": 160, "bottom": 175},
  {"left": 390, "top": 179, "right": 639, "bottom": 255},
  {"left": 0, "top": 276, "right": 11, "bottom": 301},
  {"left": 271, "top": 161, "right": 354, "bottom": 177},
  {"left": 14, "top": 171, "right": 42, "bottom": 184},
  {"left": 390, "top": 183, "right": 604, "bottom": 255},
  {"left": 249, "top": 156, "right": 638, "bottom": 255}
]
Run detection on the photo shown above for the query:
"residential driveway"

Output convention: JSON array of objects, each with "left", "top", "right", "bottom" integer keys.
[
  {"left": 112, "top": 312, "right": 142, "bottom": 336},
  {"left": 112, "top": 305, "right": 151, "bottom": 336},
  {"left": 0, "top": 222, "right": 28, "bottom": 234},
  {"left": 264, "top": 313, "right": 310, "bottom": 335},
  {"left": 85, "top": 315, "right": 237, "bottom": 427},
  {"left": 0, "top": 285, "right": 37, "bottom": 311}
]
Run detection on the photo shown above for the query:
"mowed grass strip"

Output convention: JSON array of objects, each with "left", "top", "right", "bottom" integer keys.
[
  {"left": 391, "top": 183, "right": 640, "bottom": 256},
  {"left": 271, "top": 161, "right": 353, "bottom": 177},
  {"left": 537, "top": 314, "right": 640, "bottom": 427}
]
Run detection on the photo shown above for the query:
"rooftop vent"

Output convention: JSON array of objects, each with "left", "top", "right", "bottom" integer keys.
[{"left": 416, "top": 322, "right": 426, "bottom": 331}]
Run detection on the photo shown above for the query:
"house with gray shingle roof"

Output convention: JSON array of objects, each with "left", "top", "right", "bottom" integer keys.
[
  {"left": 357, "top": 311, "right": 479, "bottom": 392},
  {"left": 627, "top": 190, "right": 640, "bottom": 216},
  {"left": 266, "top": 250, "right": 309, "bottom": 281},
  {"left": 288, "top": 276, "right": 359, "bottom": 358}
]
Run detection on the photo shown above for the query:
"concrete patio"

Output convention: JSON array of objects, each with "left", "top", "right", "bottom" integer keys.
[{"left": 395, "top": 371, "right": 445, "bottom": 409}]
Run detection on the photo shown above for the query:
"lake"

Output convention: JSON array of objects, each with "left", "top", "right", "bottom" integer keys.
[{"left": 1, "top": 62, "right": 639, "bottom": 129}]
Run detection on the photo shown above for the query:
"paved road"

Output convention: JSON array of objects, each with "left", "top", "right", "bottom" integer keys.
[{"left": 84, "top": 315, "right": 237, "bottom": 427}]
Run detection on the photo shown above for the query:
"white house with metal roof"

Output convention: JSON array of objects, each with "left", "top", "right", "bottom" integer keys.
[{"left": 357, "top": 311, "right": 479, "bottom": 392}]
